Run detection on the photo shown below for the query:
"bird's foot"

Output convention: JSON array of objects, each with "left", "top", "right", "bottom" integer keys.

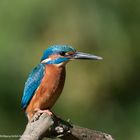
[
  {"left": 30, "top": 111, "right": 42, "bottom": 122},
  {"left": 35, "top": 108, "right": 53, "bottom": 116},
  {"left": 30, "top": 109, "right": 52, "bottom": 122}
]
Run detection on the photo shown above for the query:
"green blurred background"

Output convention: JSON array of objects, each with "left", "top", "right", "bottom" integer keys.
[{"left": 0, "top": 0, "right": 140, "bottom": 140}]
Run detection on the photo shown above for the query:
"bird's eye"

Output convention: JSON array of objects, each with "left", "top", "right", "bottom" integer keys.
[{"left": 60, "top": 51, "right": 66, "bottom": 56}]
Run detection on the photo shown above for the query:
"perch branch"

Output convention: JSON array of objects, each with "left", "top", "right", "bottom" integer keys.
[{"left": 20, "top": 112, "right": 114, "bottom": 140}]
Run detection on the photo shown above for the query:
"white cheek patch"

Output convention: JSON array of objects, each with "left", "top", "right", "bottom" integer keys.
[{"left": 41, "top": 58, "right": 51, "bottom": 63}]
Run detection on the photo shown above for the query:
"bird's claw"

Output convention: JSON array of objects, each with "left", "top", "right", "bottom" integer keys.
[{"left": 30, "top": 112, "right": 42, "bottom": 122}]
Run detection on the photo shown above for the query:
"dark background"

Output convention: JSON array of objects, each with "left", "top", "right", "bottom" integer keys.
[{"left": 0, "top": 0, "right": 140, "bottom": 140}]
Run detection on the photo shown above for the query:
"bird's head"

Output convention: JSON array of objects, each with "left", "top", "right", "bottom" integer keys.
[{"left": 41, "top": 45, "right": 103, "bottom": 66}]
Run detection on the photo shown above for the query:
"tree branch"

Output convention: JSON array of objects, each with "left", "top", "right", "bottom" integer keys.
[{"left": 20, "top": 112, "right": 114, "bottom": 140}]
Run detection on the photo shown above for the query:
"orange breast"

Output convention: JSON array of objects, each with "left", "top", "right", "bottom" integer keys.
[{"left": 26, "top": 65, "right": 66, "bottom": 119}]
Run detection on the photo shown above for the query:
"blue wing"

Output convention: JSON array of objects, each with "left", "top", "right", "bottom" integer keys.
[{"left": 21, "top": 63, "right": 45, "bottom": 109}]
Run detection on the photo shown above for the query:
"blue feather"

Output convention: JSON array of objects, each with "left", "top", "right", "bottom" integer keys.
[
  {"left": 47, "top": 57, "right": 69, "bottom": 64},
  {"left": 21, "top": 63, "right": 45, "bottom": 109}
]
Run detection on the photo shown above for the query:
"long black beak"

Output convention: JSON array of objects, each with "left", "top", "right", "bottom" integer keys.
[{"left": 72, "top": 51, "right": 103, "bottom": 60}]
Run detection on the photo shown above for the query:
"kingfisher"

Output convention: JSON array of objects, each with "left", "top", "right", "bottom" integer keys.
[{"left": 21, "top": 45, "right": 102, "bottom": 120}]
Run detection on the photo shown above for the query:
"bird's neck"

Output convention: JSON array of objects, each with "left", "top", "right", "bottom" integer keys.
[
  {"left": 44, "top": 64, "right": 66, "bottom": 78},
  {"left": 45, "top": 63, "right": 66, "bottom": 69}
]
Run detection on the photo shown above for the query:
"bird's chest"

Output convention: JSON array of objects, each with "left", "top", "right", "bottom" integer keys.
[
  {"left": 44, "top": 65, "right": 65, "bottom": 95},
  {"left": 35, "top": 65, "right": 66, "bottom": 108}
]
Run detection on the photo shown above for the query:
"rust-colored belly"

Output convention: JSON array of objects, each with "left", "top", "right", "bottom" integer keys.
[{"left": 26, "top": 65, "right": 66, "bottom": 120}]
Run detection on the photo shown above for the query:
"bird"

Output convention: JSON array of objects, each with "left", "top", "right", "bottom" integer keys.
[{"left": 21, "top": 45, "right": 102, "bottom": 120}]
